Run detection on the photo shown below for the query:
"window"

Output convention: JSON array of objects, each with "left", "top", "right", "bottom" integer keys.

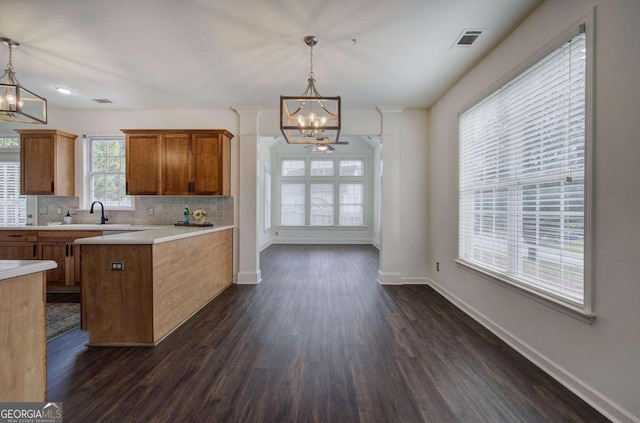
[
  {"left": 0, "top": 137, "right": 26, "bottom": 225},
  {"left": 458, "top": 27, "right": 589, "bottom": 311},
  {"left": 282, "top": 159, "right": 305, "bottom": 176},
  {"left": 339, "top": 159, "right": 364, "bottom": 176},
  {"left": 88, "top": 136, "right": 132, "bottom": 209},
  {"left": 278, "top": 155, "right": 367, "bottom": 227},
  {"left": 339, "top": 183, "right": 364, "bottom": 226},
  {"left": 310, "top": 159, "right": 334, "bottom": 176},
  {"left": 264, "top": 169, "right": 271, "bottom": 230},
  {"left": 310, "top": 183, "right": 334, "bottom": 225},
  {"left": 281, "top": 183, "right": 305, "bottom": 226}
]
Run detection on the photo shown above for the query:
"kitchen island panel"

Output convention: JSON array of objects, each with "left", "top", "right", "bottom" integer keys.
[
  {"left": 153, "top": 228, "right": 233, "bottom": 342},
  {"left": 81, "top": 245, "right": 154, "bottom": 345}
]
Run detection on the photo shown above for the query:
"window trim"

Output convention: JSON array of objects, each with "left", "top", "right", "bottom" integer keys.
[
  {"left": 83, "top": 134, "right": 134, "bottom": 211},
  {"left": 456, "top": 10, "right": 595, "bottom": 321}
]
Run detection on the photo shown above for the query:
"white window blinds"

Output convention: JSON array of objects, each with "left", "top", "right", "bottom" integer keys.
[
  {"left": 0, "top": 161, "right": 27, "bottom": 225},
  {"left": 458, "top": 29, "right": 587, "bottom": 307}
]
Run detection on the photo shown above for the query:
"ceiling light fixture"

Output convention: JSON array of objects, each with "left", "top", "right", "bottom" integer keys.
[
  {"left": 280, "top": 35, "right": 341, "bottom": 145},
  {"left": 0, "top": 38, "right": 47, "bottom": 124},
  {"left": 54, "top": 87, "right": 73, "bottom": 95}
]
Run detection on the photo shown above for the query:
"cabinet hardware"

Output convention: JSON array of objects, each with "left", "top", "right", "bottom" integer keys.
[
  {"left": 51, "top": 181, "right": 54, "bottom": 193},
  {"left": 32, "top": 244, "right": 37, "bottom": 258},
  {"left": 8, "top": 234, "right": 21, "bottom": 238},
  {"left": 70, "top": 244, "right": 74, "bottom": 257},
  {"left": 65, "top": 243, "right": 69, "bottom": 257}
]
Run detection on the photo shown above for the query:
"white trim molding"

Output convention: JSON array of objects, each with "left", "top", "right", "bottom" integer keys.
[{"left": 236, "top": 270, "right": 262, "bottom": 285}]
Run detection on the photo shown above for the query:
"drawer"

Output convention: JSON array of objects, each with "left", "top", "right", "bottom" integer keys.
[{"left": 0, "top": 231, "right": 38, "bottom": 242}]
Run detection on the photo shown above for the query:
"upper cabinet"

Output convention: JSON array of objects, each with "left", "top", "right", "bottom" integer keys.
[
  {"left": 17, "top": 129, "right": 77, "bottom": 196},
  {"left": 123, "top": 129, "right": 232, "bottom": 196}
]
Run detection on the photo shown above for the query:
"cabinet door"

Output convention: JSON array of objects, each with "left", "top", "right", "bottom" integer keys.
[
  {"left": 126, "top": 135, "right": 161, "bottom": 195},
  {"left": 20, "top": 135, "right": 55, "bottom": 194},
  {"left": 192, "top": 133, "right": 222, "bottom": 195},
  {"left": 162, "top": 133, "right": 191, "bottom": 195},
  {"left": 39, "top": 241, "right": 68, "bottom": 285},
  {"left": 0, "top": 242, "right": 37, "bottom": 259}
]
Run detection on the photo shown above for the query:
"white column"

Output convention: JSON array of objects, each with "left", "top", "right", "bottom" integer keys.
[
  {"left": 377, "top": 107, "right": 405, "bottom": 285},
  {"left": 232, "top": 107, "right": 262, "bottom": 284}
]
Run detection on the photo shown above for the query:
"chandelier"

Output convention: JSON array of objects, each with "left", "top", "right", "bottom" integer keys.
[
  {"left": 280, "top": 35, "right": 340, "bottom": 145},
  {"left": 0, "top": 38, "right": 47, "bottom": 124}
]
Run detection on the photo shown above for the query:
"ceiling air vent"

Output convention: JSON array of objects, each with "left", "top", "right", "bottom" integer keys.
[
  {"left": 452, "top": 29, "right": 485, "bottom": 48},
  {"left": 92, "top": 98, "right": 113, "bottom": 104}
]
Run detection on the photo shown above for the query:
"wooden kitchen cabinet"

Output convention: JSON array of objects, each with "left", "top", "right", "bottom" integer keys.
[
  {"left": 37, "top": 231, "right": 102, "bottom": 286},
  {"left": 17, "top": 129, "right": 77, "bottom": 195},
  {"left": 123, "top": 129, "right": 232, "bottom": 196},
  {"left": 125, "top": 133, "right": 162, "bottom": 195},
  {"left": 0, "top": 231, "right": 38, "bottom": 260}
]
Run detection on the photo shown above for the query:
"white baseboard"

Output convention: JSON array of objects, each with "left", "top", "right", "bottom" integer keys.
[
  {"left": 259, "top": 239, "right": 272, "bottom": 252},
  {"left": 372, "top": 239, "right": 380, "bottom": 249},
  {"left": 271, "top": 238, "right": 374, "bottom": 244},
  {"left": 236, "top": 270, "right": 262, "bottom": 285},
  {"left": 378, "top": 270, "right": 402, "bottom": 285},
  {"left": 401, "top": 277, "right": 428, "bottom": 285},
  {"left": 427, "top": 278, "right": 639, "bottom": 423}
]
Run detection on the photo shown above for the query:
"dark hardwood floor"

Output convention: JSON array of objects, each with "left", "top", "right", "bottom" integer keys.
[{"left": 47, "top": 244, "right": 609, "bottom": 422}]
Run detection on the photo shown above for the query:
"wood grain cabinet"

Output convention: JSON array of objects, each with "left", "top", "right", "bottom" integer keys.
[
  {"left": 37, "top": 231, "right": 102, "bottom": 286},
  {"left": 17, "top": 129, "right": 77, "bottom": 195},
  {"left": 0, "top": 231, "right": 38, "bottom": 260},
  {"left": 123, "top": 129, "right": 232, "bottom": 196}
]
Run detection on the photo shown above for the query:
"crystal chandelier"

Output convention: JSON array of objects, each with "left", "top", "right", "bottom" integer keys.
[
  {"left": 0, "top": 38, "right": 47, "bottom": 124},
  {"left": 280, "top": 35, "right": 340, "bottom": 144}
]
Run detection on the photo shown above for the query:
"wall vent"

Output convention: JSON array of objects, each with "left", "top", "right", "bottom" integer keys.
[
  {"left": 452, "top": 29, "right": 485, "bottom": 48},
  {"left": 92, "top": 98, "right": 113, "bottom": 104}
]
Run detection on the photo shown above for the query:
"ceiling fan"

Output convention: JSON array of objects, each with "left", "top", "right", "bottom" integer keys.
[{"left": 305, "top": 140, "right": 348, "bottom": 153}]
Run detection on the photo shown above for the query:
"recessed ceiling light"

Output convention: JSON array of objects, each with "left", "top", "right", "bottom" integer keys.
[{"left": 54, "top": 87, "right": 73, "bottom": 95}]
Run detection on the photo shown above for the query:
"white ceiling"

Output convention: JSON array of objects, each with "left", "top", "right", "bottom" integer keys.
[{"left": 0, "top": 0, "right": 543, "bottom": 112}]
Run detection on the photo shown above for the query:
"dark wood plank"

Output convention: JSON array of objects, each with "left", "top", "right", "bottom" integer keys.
[{"left": 47, "top": 244, "right": 610, "bottom": 422}]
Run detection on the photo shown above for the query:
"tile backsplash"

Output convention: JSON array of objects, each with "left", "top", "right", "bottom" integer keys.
[{"left": 35, "top": 196, "right": 234, "bottom": 226}]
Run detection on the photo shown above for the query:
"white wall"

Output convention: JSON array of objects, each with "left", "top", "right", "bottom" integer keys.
[{"left": 428, "top": 1, "right": 640, "bottom": 422}]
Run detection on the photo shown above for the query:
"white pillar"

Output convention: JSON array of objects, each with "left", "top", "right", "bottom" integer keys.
[
  {"left": 232, "top": 107, "right": 262, "bottom": 284},
  {"left": 377, "top": 107, "right": 405, "bottom": 285}
]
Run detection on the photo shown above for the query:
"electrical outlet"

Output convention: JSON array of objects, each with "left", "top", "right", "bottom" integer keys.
[
  {"left": 110, "top": 261, "right": 125, "bottom": 271},
  {"left": 39, "top": 206, "right": 48, "bottom": 215},
  {"left": 275, "top": 230, "right": 279, "bottom": 236},
  {"left": 148, "top": 207, "right": 154, "bottom": 216},
  {"left": 436, "top": 262, "right": 440, "bottom": 272}
]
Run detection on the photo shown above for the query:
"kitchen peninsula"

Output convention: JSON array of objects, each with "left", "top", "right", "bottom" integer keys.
[
  {"left": 76, "top": 225, "right": 233, "bottom": 346},
  {"left": 0, "top": 260, "right": 57, "bottom": 401}
]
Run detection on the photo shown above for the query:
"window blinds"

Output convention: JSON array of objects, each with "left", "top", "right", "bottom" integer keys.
[
  {"left": 0, "top": 161, "right": 27, "bottom": 225},
  {"left": 458, "top": 30, "right": 586, "bottom": 306}
]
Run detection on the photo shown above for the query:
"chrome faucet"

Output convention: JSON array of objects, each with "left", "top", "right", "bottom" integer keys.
[{"left": 89, "top": 201, "right": 109, "bottom": 224}]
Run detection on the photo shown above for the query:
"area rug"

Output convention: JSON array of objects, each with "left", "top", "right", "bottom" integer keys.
[{"left": 46, "top": 303, "right": 81, "bottom": 340}]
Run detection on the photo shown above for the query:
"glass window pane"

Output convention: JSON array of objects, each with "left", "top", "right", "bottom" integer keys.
[
  {"left": 339, "top": 159, "right": 364, "bottom": 176},
  {"left": 310, "top": 159, "right": 334, "bottom": 176},
  {"left": 339, "top": 183, "right": 363, "bottom": 225},
  {"left": 282, "top": 159, "right": 305, "bottom": 176},
  {"left": 281, "top": 183, "right": 305, "bottom": 225},
  {"left": 89, "top": 137, "right": 131, "bottom": 208},
  {"left": 310, "top": 183, "right": 334, "bottom": 225}
]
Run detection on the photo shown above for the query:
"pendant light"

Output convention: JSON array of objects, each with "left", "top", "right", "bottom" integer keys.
[
  {"left": 280, "top": 35, "right": 340, "bottom": 145},
  {"left": 0, "top": 38, "right": 47, "bottom": 124}
]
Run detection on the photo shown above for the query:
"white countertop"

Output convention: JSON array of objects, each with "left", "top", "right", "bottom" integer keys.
[
  {"left": 0, "top": 224, "right": 170, "bottom": 231},
  {"left": 0, "top": 260, "right": 58, "bottom": 281},
  {"left": 74, "top": 225, "right": 234, "bottom": 245}
]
